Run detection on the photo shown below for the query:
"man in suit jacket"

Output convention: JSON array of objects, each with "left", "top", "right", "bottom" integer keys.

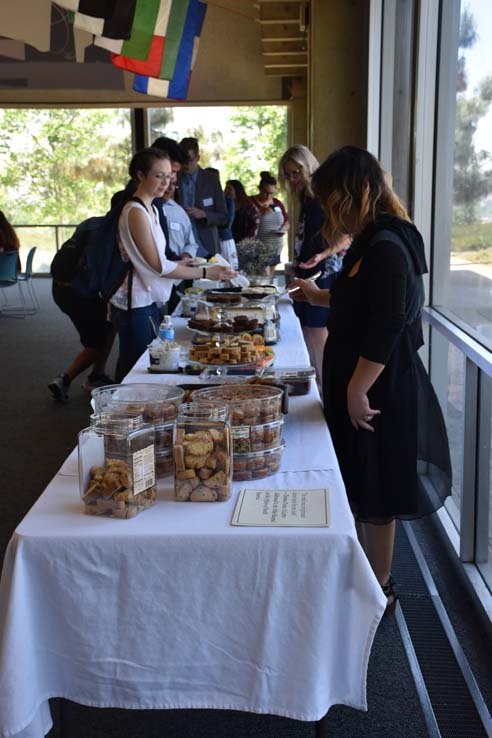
[{"left": 176, "top": 137, "right": 228, "bottom": 257}]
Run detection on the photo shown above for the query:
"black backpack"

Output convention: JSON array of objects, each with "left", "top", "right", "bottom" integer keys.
[
  {"left": 50, "top": 216, "right": 104, "bottom": 284},
  {"left": 52, "top": 196, "right": 146, "bottom": 307}
]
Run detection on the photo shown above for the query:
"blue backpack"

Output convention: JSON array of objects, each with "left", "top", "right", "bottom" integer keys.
[{"left": 70, "top": 195, "right": 146, "bottom": 307}]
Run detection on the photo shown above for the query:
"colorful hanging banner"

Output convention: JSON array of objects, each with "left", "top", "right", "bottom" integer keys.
[
  {"left": 132, "top": 0, "right": 206, "bottom": 99},
  {"left": 95, "top": 0, "right": 160, "bottom": 59},
  {"left": 110, "top": 0, "right": 189, "bottom": 79},
  {"left": 56, "top": 0, "right": 137, "bottom": 40}
]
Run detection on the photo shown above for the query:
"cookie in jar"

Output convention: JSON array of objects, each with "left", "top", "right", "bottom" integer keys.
[
  {"left": 79, "top": 416, "right": 157, "bottom": 518},
  {"left": 173, "top": 404, "right": 232, "bottom": 502}
]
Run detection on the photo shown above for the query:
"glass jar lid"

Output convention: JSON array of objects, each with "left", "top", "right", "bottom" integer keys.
[
  {"left": 89, "top": 412, "right": 144, "bottom": 432},
  {"left": 177, "top": 402, "right": 229, "bottom": 422}
]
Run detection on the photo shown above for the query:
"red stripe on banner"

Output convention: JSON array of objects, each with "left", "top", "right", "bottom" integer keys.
[{"left": 111, "top": 36, "right": 166, "bottom": 77}]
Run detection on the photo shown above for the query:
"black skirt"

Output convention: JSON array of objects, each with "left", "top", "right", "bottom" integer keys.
[{"left": 322, "top": 338, "right": 452, "bottom": 525}]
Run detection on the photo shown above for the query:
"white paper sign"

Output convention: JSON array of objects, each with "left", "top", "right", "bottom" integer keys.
[{"left": 231, "top": 488, "right": 330, "bottom": 527}]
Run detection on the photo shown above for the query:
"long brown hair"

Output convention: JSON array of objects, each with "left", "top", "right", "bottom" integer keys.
[
  {"left": 312, "top": 146, "right": 410, "bottom": 242},
  {"left": 278, "top": 145, "right": 319, "bottom": 198},
  {"left": 0, "top": 211, "right": 20, "bottom": 251}
]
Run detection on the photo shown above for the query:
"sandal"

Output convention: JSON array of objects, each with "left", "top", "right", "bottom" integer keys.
[{"left": 382, "top": 575, "right": 398, "bottom": 616}]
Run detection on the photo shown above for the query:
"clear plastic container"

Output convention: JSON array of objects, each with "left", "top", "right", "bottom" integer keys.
[
  {"left": 79, "top": 416, "right": 157, "bottom": 518},
  {"left": 192, "top": 384, "right": 283, "bottom": 425},
  {"left": 261, "top": 367, "right": 315, "bottom": 396},
  {"left": 173, "top": 403, "right": 232, "bottom": 502},
  {"left": 154, "top": 420, "right": 176, "bottom": 452},
  {"left": 156, "top": 448, "right": 174, "bottom": 479},
  {"left": 92, "top": 383, "right": 184, "bottom": 423},
  {"left": 232, "top": 442, "right": 284, "bottom": 481},
  {"left": 148, "top": 339, "right": 181, "bottom": 371},
  {"left": 90, "top": 411, "right": 143, "bottom": 427},
  {"left": 232, "top": 418, "right": 284, "bottom": 454}
]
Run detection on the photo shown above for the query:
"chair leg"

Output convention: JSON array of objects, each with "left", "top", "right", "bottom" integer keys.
[
  {"left": 29, "top": 279, "right": 40, "bottom": 311},
  {"left": 18, "top": 282, "right": 38, "bottom": 316},
  {"left": 0, "top": 283, "right": 31, "bottom": 318},
  {"left": 23, "top": 278, "right": 39, "bottom": 313}
]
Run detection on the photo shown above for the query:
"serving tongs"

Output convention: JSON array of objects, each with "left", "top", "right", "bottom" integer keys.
[{"left": 275, "top": 271, "right": 322, "bottom": 298}]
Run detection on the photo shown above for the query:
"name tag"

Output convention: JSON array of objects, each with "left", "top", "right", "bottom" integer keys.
[
  {"left": 273, "top": 206, "right": 282, "bottom": 212},
  {"left": 170, "top": 221, "right": 181, "bottom": 231},
  {"left": 202, "top": 197, "right": 213, "bottom": 207}
]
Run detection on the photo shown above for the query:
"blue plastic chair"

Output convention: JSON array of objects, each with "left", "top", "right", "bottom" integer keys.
[
  {"left": 17, "top": 246, "right": 39, "bottom": 311},
  {"left": 0, "top": 251, "right": 28, "bottom": 318}
]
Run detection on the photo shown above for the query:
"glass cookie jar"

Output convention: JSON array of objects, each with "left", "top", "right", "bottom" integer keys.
[
  {"left": 173, "top": 403, "right": 232, "bottom": 502},
  {"left": 79, "top": 415, "right": 157, "bottom": 518}
]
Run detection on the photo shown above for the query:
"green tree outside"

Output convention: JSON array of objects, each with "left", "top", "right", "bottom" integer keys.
[
  {"left": 221, "top": 106, "right": 288, "bottom": 193},
  {"left": 452, "top": 7, "right": 492, "bottom": 260},
  {"left": 149, "top": 105, "right": 288, "bottom": 193},
  {"left": 0, "top": 108, "right": 132, "bottom": 225}
]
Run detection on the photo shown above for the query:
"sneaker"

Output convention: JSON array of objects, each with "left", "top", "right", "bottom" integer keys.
[
  {"left": 81, "top": 373, "right": 114, "bottom": 392},
  {"left": 48, "top": 375, "right": 70, "bottom": 402}
]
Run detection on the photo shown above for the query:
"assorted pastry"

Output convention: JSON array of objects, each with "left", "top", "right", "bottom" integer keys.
[
  {"left": 173, "top": 427, "right": 232, "bottom": 502},
  {"left": 83, "top": 459, "right": 157, "bottom": 518},
  {"left": 232, "top": 444, "right": 284, "bottom": 481},
  {"left": 188, "top": 315, "right": 259, "bottom": 333},
  {"left": 188, "top": 335, "right": 265, "bottom": 365}
]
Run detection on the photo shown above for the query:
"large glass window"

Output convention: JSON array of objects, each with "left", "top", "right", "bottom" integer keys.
[
  {"left": 148, "top": 105, "right": 289, "bottom": 264},
  {"left": 433, "top": 1, "right": 492, "bottom": 350},
  {"left": 0, "top": 108, "right": 132, "bottom": 273},
  {"left": 443, "top": 341, "right": 465, "bottom": 529}
]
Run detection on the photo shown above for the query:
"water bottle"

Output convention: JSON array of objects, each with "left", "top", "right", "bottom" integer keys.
[{"left": 159, "top": 315, "right": 174, "bottom": 341}]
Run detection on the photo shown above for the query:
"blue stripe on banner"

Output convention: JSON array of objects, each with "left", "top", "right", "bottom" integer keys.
[
  {"left": 133, "top": 0, "right": 206, "bottom": 98},
  {"left": 132, "top": 73, "right": 149, "bottom": 94},
  {"left": 168, "top": 0, "right": 206, "bottom": 98}
]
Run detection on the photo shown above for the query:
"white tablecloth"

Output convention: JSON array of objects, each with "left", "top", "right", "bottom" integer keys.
[{"left": 0, "top": 299, "right": 386, "bottom": 738}]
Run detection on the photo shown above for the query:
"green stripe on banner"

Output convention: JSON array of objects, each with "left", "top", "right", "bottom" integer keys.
[
  {"left": 159, "top": 0, "right": 190, "bottom": 80},
  {"left": 121, "top": 0, "right": 160, "bottom": 61}
]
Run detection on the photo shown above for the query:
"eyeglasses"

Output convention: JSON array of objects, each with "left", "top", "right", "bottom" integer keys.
[
  {"left": 152, "top": 173, "right": 172, "bottom": 182},
  {"left": 283, "top": 169, "right": 301, "bottom": 180}
]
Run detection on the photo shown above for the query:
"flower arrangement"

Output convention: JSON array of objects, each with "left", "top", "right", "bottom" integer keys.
[{"left": 236, "top": 238, "right": 278, "bottom": 276}]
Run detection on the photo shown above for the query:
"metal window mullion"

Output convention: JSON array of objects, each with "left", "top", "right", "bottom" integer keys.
[
  {"left": 460, "top": 358, "right": 478, "bottom": 561},
  {"left": 475, "top": 371, "right": 491, "bottom": 563},
  {"left": 367, "top": 0, "right": 383, "bottom": 155},
  {"left": 379, "top": 0, "right": 397, "bottom": 174},
  {"left": 431, "top": 0, "right": 460, "bottom": 309}
]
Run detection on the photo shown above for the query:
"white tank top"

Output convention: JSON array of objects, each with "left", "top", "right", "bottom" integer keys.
[{"left": 111, "top": 201, "right": 178, "bottom": 310}]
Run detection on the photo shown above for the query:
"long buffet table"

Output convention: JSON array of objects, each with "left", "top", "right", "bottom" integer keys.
[{"left": 0, "top": 297, "right": 386, "bottom": 738}]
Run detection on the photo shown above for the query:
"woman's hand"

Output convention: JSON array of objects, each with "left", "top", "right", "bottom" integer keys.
[
  {"left": 298, "top": 253, "right": 323, "bottom": 270},
  {"left": 288, "top": 278, "right": 321, "bottom": 304},
  {"left": 298, "top": 235, "right": 351, "bottom": 270},
  {"left": 347, "top": 386, "right": 380, "bottom": 431},
  {"left": 207, "top": 264, "right": 238, "bottom": 281}
]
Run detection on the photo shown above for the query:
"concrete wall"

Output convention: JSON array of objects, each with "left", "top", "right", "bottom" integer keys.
[
  {"left": 0, "top": 1, "right": 283, "bottom": 106},
  {"left": 0, "top": 0, "right": 368, "bottom": 160},
  {"left": 308, "top": 0, "right": 370, "bottom": 162}
]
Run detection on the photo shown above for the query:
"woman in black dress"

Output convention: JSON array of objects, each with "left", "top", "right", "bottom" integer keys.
[{"left": 290, "top": 146, "right": 451, "bottom": 613}]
